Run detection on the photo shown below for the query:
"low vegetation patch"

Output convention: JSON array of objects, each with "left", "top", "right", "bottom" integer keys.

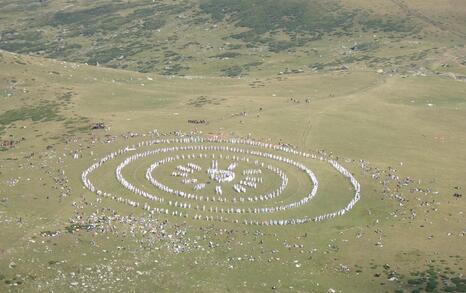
[{"left": 0, "top": 102, "right": 59, "bottom": 132}]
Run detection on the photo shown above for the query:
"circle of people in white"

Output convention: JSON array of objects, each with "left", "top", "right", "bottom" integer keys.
[
  {"left": 81, "top": 137, "right": 361, "bottom": 226},
  {"left": 122, "top": 146, "right": 312, "bottom": 216}
]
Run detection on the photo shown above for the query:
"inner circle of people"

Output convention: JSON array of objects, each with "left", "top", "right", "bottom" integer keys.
[
  {"left": 146, "top": 155, "right": 288, "bottom": 203},
  {"left": 81, "top": 136, "right": 361, "bottom": 226}
]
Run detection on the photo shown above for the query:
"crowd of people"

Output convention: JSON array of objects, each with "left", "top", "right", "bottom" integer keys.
[
  {"left": 194, "top": 183, "right": 206, "bottom": 191},
  {"left": 182, "top": 178, "right": 198, "bottom": 184},
  {"left": 80, "top": 135, "right": 361, "bottom": 226},
  {"left": 146, "top": 152, "right": 288, "bottom": 203},
  {"left": 233, "top": 184, "right": 247, "bottom": 193},
  {"left": 243, "top": 169, "right": 262, "bottom": 175},
  {"left": 207, "top": 160, "right": 236, "bottom": 183}
]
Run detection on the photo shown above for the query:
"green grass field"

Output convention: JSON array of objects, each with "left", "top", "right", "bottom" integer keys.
[{"left": 0, "top": 0, "right": 466, "bottom": 292}]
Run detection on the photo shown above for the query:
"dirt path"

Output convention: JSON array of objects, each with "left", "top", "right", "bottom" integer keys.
[{"left": 301, "top": 118, "right": 313, "bottom": 149}]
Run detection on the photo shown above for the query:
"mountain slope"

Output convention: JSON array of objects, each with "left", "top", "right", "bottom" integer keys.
[{"left": 1, "top": 0, "right": 464, "bottom": 76}]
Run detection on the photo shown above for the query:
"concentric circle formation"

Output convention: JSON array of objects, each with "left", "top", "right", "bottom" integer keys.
[{"left": 81, "top": 136, "right": 361, "bottom": 226}]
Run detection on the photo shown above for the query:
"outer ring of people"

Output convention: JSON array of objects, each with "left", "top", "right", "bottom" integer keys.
[{"left": 81, "top": 136, "right": 361, "bottom": 226}]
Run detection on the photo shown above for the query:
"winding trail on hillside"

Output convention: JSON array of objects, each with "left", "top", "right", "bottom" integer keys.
[{"left": 301, "top": 118, "right": 312, "bottom": 150}]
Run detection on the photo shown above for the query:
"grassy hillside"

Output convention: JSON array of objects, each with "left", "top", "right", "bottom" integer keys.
[
  {"left": 0, "top": 0, "right": 464, "bottom": 76},
  {"left": 0, "top": 0, "right": 465, "bottom": 292},
  {"left": 0, "top": 48, "right": 465, "bottom": 292}
]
